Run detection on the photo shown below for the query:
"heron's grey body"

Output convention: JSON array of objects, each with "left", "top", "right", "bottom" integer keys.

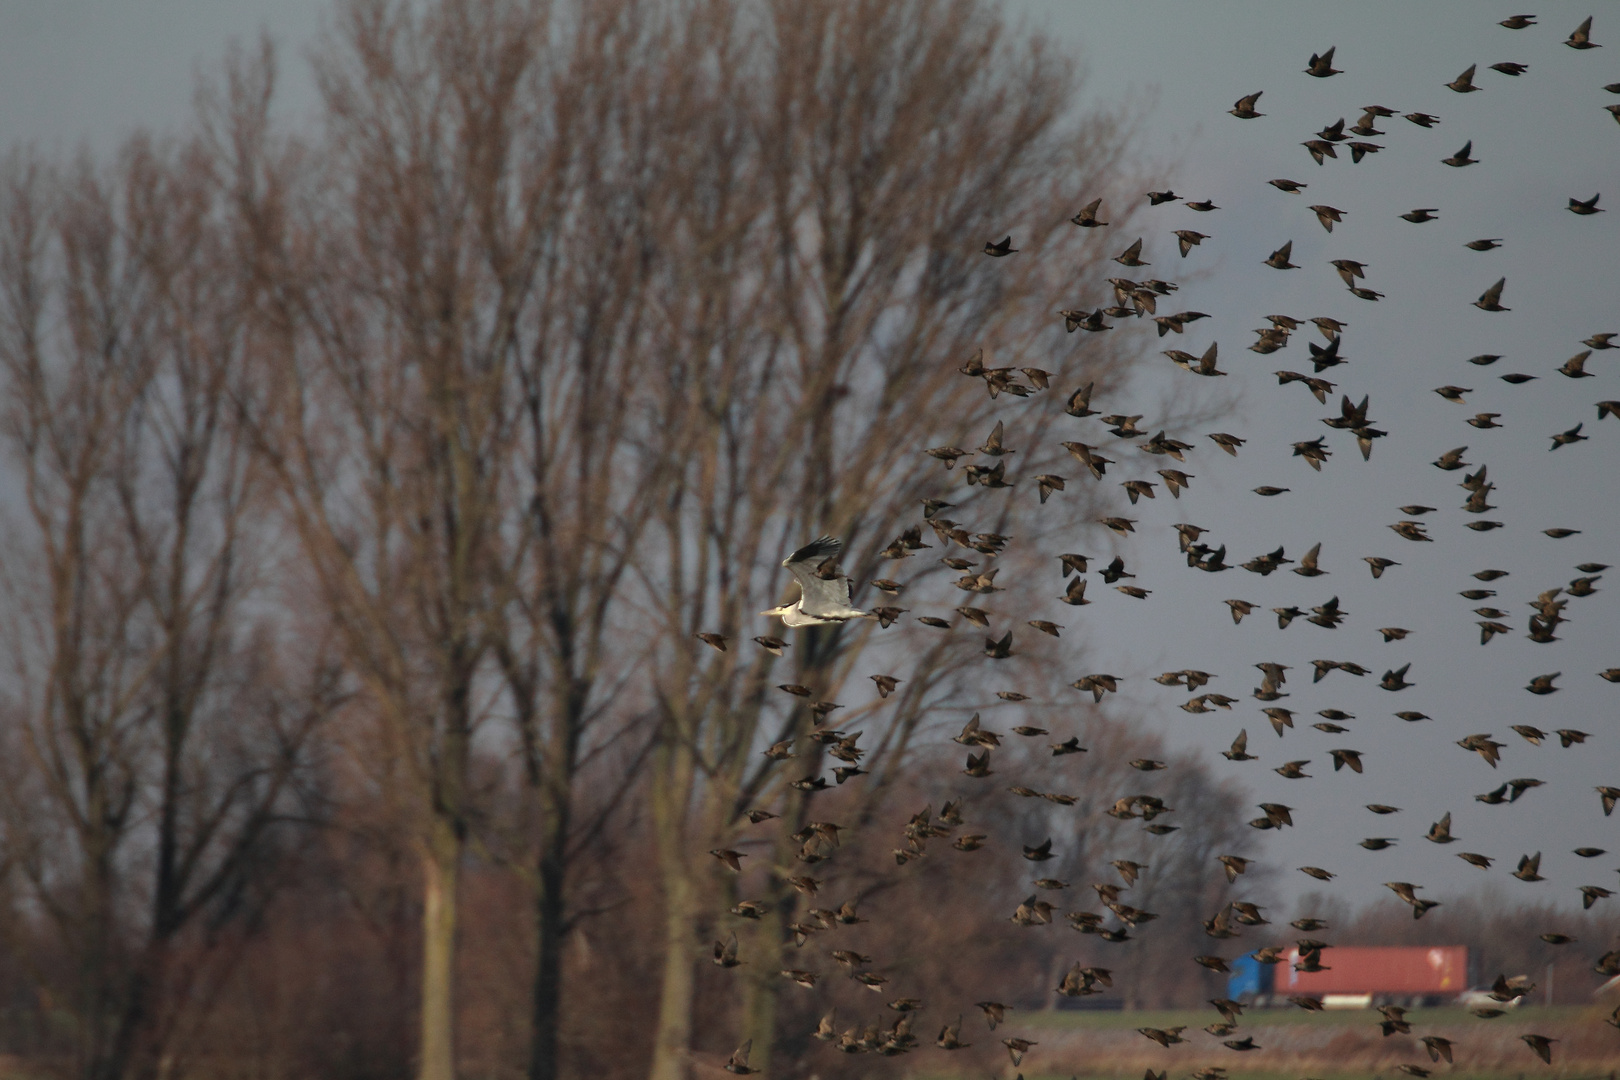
[{"left": 762, "top": 536, "right": 874, "bottom": 627}]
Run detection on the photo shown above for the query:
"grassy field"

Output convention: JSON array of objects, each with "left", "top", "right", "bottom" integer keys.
[
  {"left": 1019, "top": 1003, "right": 1594, "bottom": 1031},
  {"left": 936, "top": 1072, "right": 1619, "bottom": 1080},
  {"left": 926, "top": 1005, "right": 1620, "bottom": 1079}
]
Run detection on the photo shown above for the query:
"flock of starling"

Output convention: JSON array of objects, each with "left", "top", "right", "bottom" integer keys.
[{"left": 701, "top": 14, "right": 1620, "bottom": 1079}]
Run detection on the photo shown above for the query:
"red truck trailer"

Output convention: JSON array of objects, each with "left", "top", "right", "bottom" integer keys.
[{"left": 1276, "top": 946, "right": 1469, "bottom": 1006}]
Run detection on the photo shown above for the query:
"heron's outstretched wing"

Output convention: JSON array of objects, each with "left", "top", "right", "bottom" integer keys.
[
  {"left": 783, "top": 536, "right": 855, "bottom": 617},
  {"left": 785, "top": 535, "right": 842, "bottom": 573}
]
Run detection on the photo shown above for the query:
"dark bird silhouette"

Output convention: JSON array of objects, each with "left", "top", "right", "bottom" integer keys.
[
  {"left": 1600, "top": 786, "right": 1620, "bottom": 816},
  {"left": 1305, "top": 46, "right": 1341, "bottom": 77},
  {"left": 1114, "top": 238, "right": 1149, "bottom": 266},
  {"left": 1022, "top": 838, "right": 1053, "bottom": 862},
  {"left": 1071, "top": 199, "right": 1108, "bottom": 228},
  {"left": 711, "top": 848, "right": 747, "bottom": 872},
  {"left": 1175, "top": 230, "right": 1209, "bottom": 257},
  {"left": 1062, "top": 384, "right": 1099, "bottom": 420},
  {"left": 1303, "top": 139, "right": 1337, "bottom": 165},
  {"left": 1380, "top": 664, "right": 1413, "bottom": 691},
  {"left": 1442, "top": 140, "right": 1477, "bottom": 167},
  {"left": 1555, "top": 351, "right": 1594, "bottom": 380},
  {"left": 1001, "top": 1037, "right": 1036, "bottom": 1066},
  {"left": 1062, "top": 440, "right": 1111, "bottom": 478},
  {"left": 724, "top": 1041, "right": 756, "bottom": 1074},
  {"left": 1569, "top": 193, "right": 1603, "bottom": 215},
  {"left": 1330, "top": 260, "right": 1366, "bottom": 288},
  {"left": 1550, "top": 423, "right": 1587, "bottom": 449},
  {"left": 1138, "top": 1027, "right": 1186, "bottom": 1048},
  {"left": 984, "top": 236, "right": 1017, "bottom": 257},
  {"left": 1230, "top": 91, "right": 1264, "bottom": 118},
  {"left": 1264, "top": 242, "right": 1298, "bottom": 269},
  {"left": 1350, "top": 110, "right": 1386, "bottom": 135},
  {"left": 974, "top": 1002, "right": 1009, "bottom": 1031},
  {"left": 1446, "top": 65, "right": 1480, "bottom": 92},
  {"left": 935, "top": 1016, "right": 969, "bottom": 1050},
  {"left": 978, "top": 420, "right": 1013, "bottom": 456},
  {"left": 1309, "top": 204, "right": 1343, "bottom": 232},
  {"left": 1521, "top": 1034, "right": 1557, "bottom": 1064},
  {"left": 1512, "top": 852, "right": 1545, "bottom": 882},
  {"left": 1526, "top": 672, "right": 1560, "bottom": 694},
  {"left": 1433, "top": 446, "right": 1469, "bottom": 470},
  {"left": 1293, "top": 437, "right": 1331, "bottom": 469},
  {"left": 1422, "top": 1036, "right": 1455, "bottom": 1064},
  {"left": 1474, "top": 278, "right": 1509, "bottom": 311},
  {"left": 1566, "top": 16, "right": 1598, "bottom": 49},
  {"left": 1330, "top": 749, "right": 1364, "bottom": 773},
  {"left": 1390, "top": 521, "right": 1431, "bottom": 542},
  {"left": 1058, "top": 576, "right": 1089, "bottom": 607}
]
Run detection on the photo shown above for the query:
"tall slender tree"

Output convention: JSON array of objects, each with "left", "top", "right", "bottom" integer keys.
[
  {"left": 630, "top": 3, "right": 1155, "bottom": 1078},
  {"left": 0, "top": 134, "right": 332, "bottom": 1080}
]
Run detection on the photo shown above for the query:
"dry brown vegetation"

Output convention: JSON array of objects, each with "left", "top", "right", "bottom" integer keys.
[{"left": 0, "top": 4, "right": 1604, "bottom": 1080}]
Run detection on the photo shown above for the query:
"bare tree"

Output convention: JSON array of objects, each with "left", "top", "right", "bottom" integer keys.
[
  {"left": 0, "top": 6, "right": 1187, "bottom": 1080},
  {"left": 225, "top": 17, "right": 527, "bottom": 1080},
  {"left": 477, "top": 7, "right": 701, "bottom": 1080},
  {"left": 0, "top": 136, "right": 331, "bottom": 1080},
  {"left": 220, "top": 7, "right": 685, "bottom": 1080},
  {"left": 623, "top": 3, "right": 1166, "bottom": 1078}
]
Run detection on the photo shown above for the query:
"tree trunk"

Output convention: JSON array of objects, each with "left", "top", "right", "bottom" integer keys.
[
  {"left": 527, "top": 817, "right": 567, "bottom": 1080},
  {"left": 100, "top": 944, "right": 169, "bottom": 1080},
  {"left": 737, "top": 912, "right": 784, "bottom": 1080},
  {"left": 648, "top": 735, "right": 699, "bottom": 1080},
  {"left": 80, "top": 787, "right": 120, "bottom": 1080},
  {"left": 648, "top": 868, "right": 697, "bottom": 1080},
  {"left": 419, "top": 825, "right": 461, "bottom": 1080},
  {"left": 734, "top": 758, "right": 812, "bottom": 1080}
]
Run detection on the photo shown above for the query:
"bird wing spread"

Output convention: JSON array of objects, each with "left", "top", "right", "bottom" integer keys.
[{"left": 783, "top": 536, "right": 857, "bottom": 616}]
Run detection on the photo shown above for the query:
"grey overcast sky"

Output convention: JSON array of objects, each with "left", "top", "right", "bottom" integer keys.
[
  {"left": 1007, "top": 1, "right": 1620, "bottom": 911},
  {"left": 1, "top": 0, "right": 1615, "bottom": 911}
]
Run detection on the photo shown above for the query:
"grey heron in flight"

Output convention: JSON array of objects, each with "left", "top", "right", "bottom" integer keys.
[{"left": 761, "top": 536, "right": 875, "bottom": 628}]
